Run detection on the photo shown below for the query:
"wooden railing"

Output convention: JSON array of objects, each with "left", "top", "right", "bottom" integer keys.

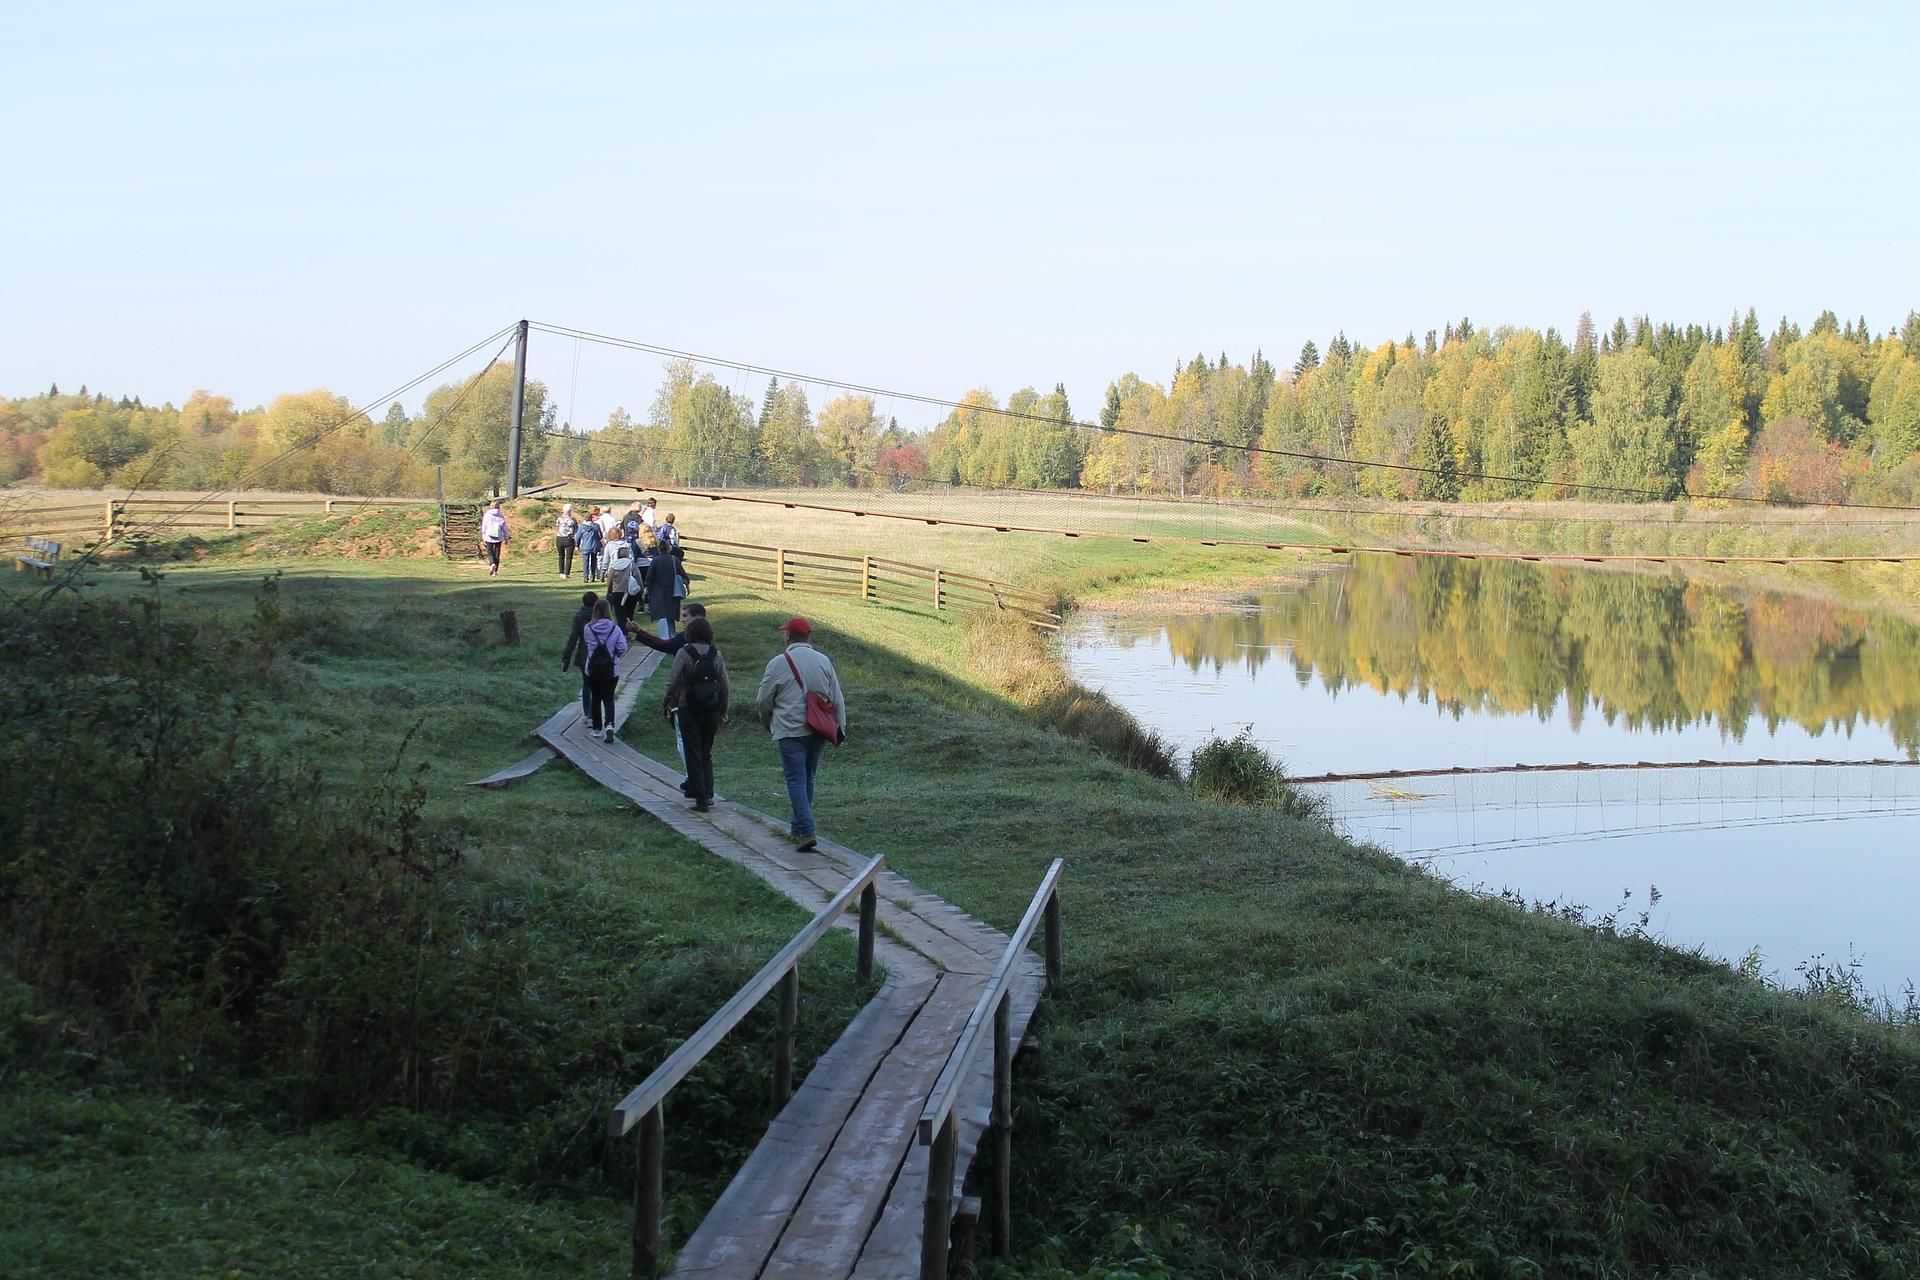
[
  {"left": 916, "top": 858, "right": 1065, "bottom": 1279},
  {"left": 0, "top": 495, "right": 425, "bottom": 549},
  {"left": 609, "top": 855, "right": 885, "bottom": 1277},
  {"left": 678, "top": 533, "right": 1062, "bottom": 631}
]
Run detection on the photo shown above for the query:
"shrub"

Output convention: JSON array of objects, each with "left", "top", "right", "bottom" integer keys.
[
  {"left": 1187, "top": 730, "right": 1330, "bottom": 821},
  {"left": 0, "top": 589, "right": 527, "bottom": 1119}
]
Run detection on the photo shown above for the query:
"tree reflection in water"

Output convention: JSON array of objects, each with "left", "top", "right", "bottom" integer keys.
[{"left": 1114, "top": 557, "right": 1920, "bottom": 758}]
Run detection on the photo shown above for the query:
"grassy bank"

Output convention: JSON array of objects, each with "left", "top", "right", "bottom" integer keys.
[
  {"left": 0, "top": 558, "right": 873, "bottom": 1277},
  {"left": 9, "top": 516, "right": 1920, "bottom": 1277}
]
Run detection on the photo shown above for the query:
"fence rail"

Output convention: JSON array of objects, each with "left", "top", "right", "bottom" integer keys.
[
  {"left": 610, "top": 855, "right": 885, "bottom": 1277},
  {"left": 0, "top": 495, "right": 426, "bottom": 550},
  {"left": 917, "top": 858, "right": 1065, "bottom": 1277},
  {"left": 679, "top": 534, "right": 1062, "bottom": 630}
]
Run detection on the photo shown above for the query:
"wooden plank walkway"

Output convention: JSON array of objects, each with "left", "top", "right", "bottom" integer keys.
[{"left": 527, "top": 668, "right": 1045, "bottom": 1279}]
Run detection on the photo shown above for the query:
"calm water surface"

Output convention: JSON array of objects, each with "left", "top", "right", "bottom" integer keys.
[{"left": 1063, "top": 556, "right": 1920, "bottom": 994}]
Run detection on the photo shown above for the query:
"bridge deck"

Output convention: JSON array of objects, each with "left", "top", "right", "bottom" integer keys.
[{"left": 533, "top": 670, "right": 1044, "bottom": 1279}]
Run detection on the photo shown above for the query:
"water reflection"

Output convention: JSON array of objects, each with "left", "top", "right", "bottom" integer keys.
[
  {"left": 1080, "top": 557, "right": 1920, "bottom": 761},
  {"left": 1063, "top": 556, "right": 1920, "bottom": 991}
]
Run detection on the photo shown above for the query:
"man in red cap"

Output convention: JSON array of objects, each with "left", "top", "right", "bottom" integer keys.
[{"left": 754, "top": 616, "right": 848, "bottom": 851}]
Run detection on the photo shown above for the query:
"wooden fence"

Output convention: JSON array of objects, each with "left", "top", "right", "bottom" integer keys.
[
  {"left": 916, "top": 858, "right": 1064, "bottom": 1278},
  {"left": 609, "top": 855, "right": 885, "bottom": 1277},
  {"left": 0, "top": 496, "right": 425, "bottom": 551},
  {"left": 681, "top": 534, "right": 1061, "bottom": 631}
]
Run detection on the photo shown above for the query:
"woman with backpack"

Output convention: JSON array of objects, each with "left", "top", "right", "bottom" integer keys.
[
  {"left": 662, "top": 614, "right": 729, "bottom": 812},
  {"left": 581, "top": 600, "right": 628, "bottom": 743},
  {"left": 603, "top": 536, "right": 640, "bottom": 627}
]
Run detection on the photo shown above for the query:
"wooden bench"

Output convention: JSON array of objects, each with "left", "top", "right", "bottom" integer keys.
[{"left": 13, "top": 537, "right": 60, "bottom": 578}]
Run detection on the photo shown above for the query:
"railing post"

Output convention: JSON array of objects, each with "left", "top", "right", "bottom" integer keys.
[
  {"left": 1044, "top": 890, "right": 1063, "bottom": 990},
  {"left": 324, "top": 498, "right": 335, "bottom": 515},
  {"left": 861, "top": 555, "right": 873, "bottom": 602},
  {"left": 990, "top": 989, "right": 1013, "bottom": 1256},
  {"left": 226, "top": 500, "right": 237, "bottom": 530},
  {"left": 634, "top": 1102, "right": 664, "bottom": 1277},
  {"left": 921, "top": 1111, "right": 957, "bottom": 1280},
  {"left": 932, "top": 567, "right": 943, "bottom": 611},
  {"left": 103, "top": 499, "right": 114, "bottom": 542},
  {"left": 772, "top": 966, "right": 798, "bottom": 1112},
  {"left": 774, "top": 547, "right": 787, "bottom": 591},
  {"left": 858, "top": 882, "right": 877, "bottom": 983}
]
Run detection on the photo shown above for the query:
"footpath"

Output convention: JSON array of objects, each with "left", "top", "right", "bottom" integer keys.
[{"left": 480, "top": 653, "right": 1048, "bottom": 1278}]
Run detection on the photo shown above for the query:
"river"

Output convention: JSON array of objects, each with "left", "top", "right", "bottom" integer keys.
[{"left": 1061, "top": 555, "right": 1920, "bottom": 998}]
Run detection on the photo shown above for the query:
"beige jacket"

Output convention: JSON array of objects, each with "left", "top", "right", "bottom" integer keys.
[{"left": 755, "top": 642, "right": 847, "bottom": 741}]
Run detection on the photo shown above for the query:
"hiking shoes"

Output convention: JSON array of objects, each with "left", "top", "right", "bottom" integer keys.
[{"left": 794, "top": 835, "right": 818, "bottom": 852}]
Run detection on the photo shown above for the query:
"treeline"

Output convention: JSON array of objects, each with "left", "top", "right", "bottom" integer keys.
[
  {"left": 539, "top": 360, "right": 931, "bottom": 491},
  {"left": 8, "top": 310, "right": 1920, "bottom": 505},
  {"left": 1073, "top": 309, "right": 1920, "bottom": 504},
  {"left": 0, "top": 364, "right": 553, "bottom": 497}
]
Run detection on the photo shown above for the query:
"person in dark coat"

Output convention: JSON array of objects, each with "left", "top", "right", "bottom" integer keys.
[
  {"left": 645, "top": 540, "right": 681, "bottom": 639},
  {"left": 662, "top": 615, "right": 730, "bottom": 812},
  {"left": 560, "top": 590, "right": 599, "bottom": 719}
]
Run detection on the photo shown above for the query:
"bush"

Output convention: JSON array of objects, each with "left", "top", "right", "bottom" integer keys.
[
  {"left": 1187, "top": 730, "right": 1330, "bottom": 821},
  {"left": 0, "top": 588, "right": 528, "bottom": 1119}
]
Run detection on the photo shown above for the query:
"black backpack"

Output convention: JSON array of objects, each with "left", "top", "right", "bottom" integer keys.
[
  {"left": 585, "top": 631, "right": 616, "bottom": 680},
  {"left": 687, "top": 647, "right": 722, "bottom": 708}
]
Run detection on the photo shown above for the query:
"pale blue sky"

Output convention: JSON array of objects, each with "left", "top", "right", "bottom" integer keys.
[{"left": 6, "top": 1, "right": 1916, "bottom": 431}]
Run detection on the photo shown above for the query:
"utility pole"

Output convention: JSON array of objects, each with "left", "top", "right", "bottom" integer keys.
[{"left": 506, "top": 318, "right": 529, "bottom": 498}]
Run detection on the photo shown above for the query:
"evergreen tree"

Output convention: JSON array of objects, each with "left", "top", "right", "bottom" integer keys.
[
  {"left": 1101, "top": 383, "right": 1123, "bottom": 431},
  {"left": 1455, "top": 318, "right": 1474, "bottom": 343},
  {"left": 1424, "top": 330, "right": 1438, "bottom": 355},
  {"left": 1610, "top": 317, "right": 1631, "bottom": 352},
  {"left": 1327, "top": 332, "right": 1352, "bottom": 363},
  {"left": 1811, "top": 309, "right": 1840, "bottom": 336},
  {"left": 1412, "top": 408, "right": 1458, "bottom": 499},
  {"left": 1903, "top": 312, "right": 1920, "bottom": 352},
  {"left": 1294, "top": 341, "right": 1320, "bottom": 379}
]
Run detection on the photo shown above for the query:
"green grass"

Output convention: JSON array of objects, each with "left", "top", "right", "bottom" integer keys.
[
  {"left": 11, "top": 528, "right": 1920, "bottom": 1278},
  {"left": 1, "top": 554, "right": 875, "bottom": 1277}
]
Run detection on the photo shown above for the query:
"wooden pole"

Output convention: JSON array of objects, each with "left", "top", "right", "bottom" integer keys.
[
  {"left": 861, "top": 555, "right": 873, "bottom": 602},
  {"left": 324, "top": 498, "right": 335, "bottom": 515},
  {"left": 1043, "top": 892, "right": 1063, "bottom": 991},
  {"left": 920, "top": 1112, "right": 957, "bottom": 1280},
  {"left": 990, "top": 990, "right": 1013, "bottom": 1256},
  {"left": 226, "top": 500, "right": 237, "bottom": 530},
  {"left": 774, "top": 547, "right": 787, "bottom": 591},
  {"left": 103, "top": 499, "right": 114, "bottom": 542},
  {"left": 932, "top": 567, "right": 943, "bottom": 611},
  {"left": 500, "top": 609, "right": 520, "bottom": 645},
  {"left": 772, "top": 966, "right": 798, "bottom": 1112},
  {"left": 857, "top": 882, "right": 877, "bottom": 983},
  {"left": 634, "top": 1102, "right": 664, "bottom": 1277}
]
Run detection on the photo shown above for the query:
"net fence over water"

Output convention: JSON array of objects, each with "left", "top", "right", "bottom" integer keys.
[{"left": 1308, "top": 761, "right": 1920, "bottom": 860}]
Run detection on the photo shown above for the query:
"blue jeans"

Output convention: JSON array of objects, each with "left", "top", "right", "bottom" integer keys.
[{"left": 777, "top": 734, "right": 826, "bottom": 837}]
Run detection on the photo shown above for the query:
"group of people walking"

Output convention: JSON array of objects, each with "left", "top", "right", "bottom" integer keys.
[{"left": 561, "top": 592, "right": 846, "bottom": 850}]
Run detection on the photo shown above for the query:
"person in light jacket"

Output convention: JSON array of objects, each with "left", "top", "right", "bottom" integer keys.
[
  {"left": 580, "top": 600, "right": 628, "bottom": 743},
  {"left": 479, "top": 500, "right": 509, "bottom": 576},
  {"left": 754, "top": 617, "right": 847, "bottom": 851},
  {"left": 663, "top": 615, "right": 730, "bottom": 813},
  {"left": 554, "top": 504, "right": 578, "bottom": 578},
  {"left": 604, "top": 537, "right": 640, "bottom": 627}
]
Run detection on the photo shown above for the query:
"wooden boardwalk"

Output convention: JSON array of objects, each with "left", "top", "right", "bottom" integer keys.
[{"left": 519, "top": 660, "right": 1046, "bottom": 1278}]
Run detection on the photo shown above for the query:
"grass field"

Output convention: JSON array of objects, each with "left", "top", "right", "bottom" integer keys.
[{"left": 8, "top": 502, "right": 1920, "bottom": 1277}]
